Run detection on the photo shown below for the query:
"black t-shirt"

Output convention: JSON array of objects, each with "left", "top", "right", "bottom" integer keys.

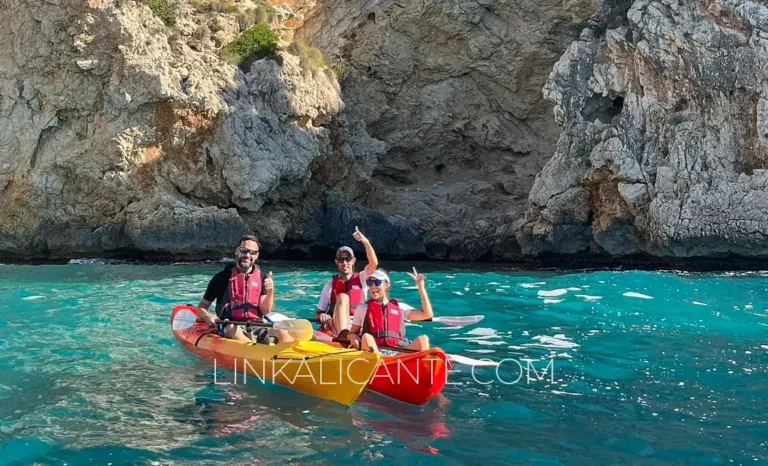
[{"left": 204, "top": 263, "right": 267, "bottom": 316}]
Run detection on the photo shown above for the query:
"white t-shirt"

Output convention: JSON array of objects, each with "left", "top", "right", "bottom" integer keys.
[
  {"left": 351, "top": 300, "right": 416, "bottom": 328},
  {"left": 316, "top": 270, "right": 370, "bottom": 312}
]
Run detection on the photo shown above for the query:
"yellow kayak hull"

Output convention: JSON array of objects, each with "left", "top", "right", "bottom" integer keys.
[{"left": 171, "top": 305, "right": 380, "bottom": 406}]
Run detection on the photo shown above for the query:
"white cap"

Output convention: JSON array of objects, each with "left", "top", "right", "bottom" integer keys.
[
  {"left": 370, "top": 269, "right": 390, "bottom": 282},
  {"left": 336, "top": 246, "right": 355, "bottom": 258}
]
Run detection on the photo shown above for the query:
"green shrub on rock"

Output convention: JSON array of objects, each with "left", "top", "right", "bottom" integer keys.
[
  {"left": 221, "top": 23, "right": 279, "bottom": 67},
  {"left": 149, "top": 0, "right": 176, "bottom": 26}
]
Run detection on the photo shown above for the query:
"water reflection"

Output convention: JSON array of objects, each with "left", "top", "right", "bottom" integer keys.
[{"left": 172, "top": 367, "right": 452, "bottom": 456}]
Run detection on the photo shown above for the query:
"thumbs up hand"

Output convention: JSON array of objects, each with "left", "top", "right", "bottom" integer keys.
[
  {"left": 264, "top": 271, "right": 274, "bottom": 293},
  {"left": 352, "top": 226, "right": 369, "bottom": 245}
]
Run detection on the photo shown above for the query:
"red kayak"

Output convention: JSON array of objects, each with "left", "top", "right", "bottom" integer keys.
[
  {"left": 315, "top": 328, "right": 449, "bottom": 405},
  {"left": 367, "top": 348, "right": 449, "bottom": 405}
]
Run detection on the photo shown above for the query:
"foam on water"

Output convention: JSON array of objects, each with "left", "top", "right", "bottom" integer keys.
[
  {"left": 576, "top": 295, "right": 602, "bottom": 301},
  {"left": 623, "top": 292, "right": 654, "bottom": 299},
  {"left": 537, "top": 289, "right": 568, "bottom": 297},
  {"left": 519, "top": 282, "right": 546, "bottom": 288},
  {"left": 466, "top": 328, "right": 498, "bottom": 337},
  {"left": 527, "top": 334, "right": 580, "bottom": 349},
  {"left": 469, "top": 340, "right": 507, "bottom": 346}
]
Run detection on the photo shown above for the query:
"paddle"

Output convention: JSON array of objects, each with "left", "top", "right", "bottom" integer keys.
[
  {"left": 300, "top": 314, "right": 485, "bottom": 329},
  {"left": 264, "top": 313, "right": 496, "bottom": 365},
  {"left": 172, "top": 308, "right": 315, "bottom": 341},
  {"left": 331, "top": 337, "right": 500, "bottom": 367},
  {"left": 416, "top": 315, "right": 485, "bottom": 327}
]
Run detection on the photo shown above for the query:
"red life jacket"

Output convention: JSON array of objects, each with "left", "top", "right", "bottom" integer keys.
[
  {"left": 362, "top": 298, "right": 407, "bottom": 347},
  {"left": 224, "top": 266, "right": 262, "bottom": 321},
  {"left": 328, "top": 273, "right": 363, "bottom": 316}
]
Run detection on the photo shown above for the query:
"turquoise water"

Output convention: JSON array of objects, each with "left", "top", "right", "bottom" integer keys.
[{"left": 1, "top": 262, "right": 768, "bottom": 465}]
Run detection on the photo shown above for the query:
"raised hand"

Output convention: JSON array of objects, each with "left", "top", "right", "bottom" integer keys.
[
  {"left": 406, "top": 266, "right": 426, "bottom": 289},
  {"left": 352, "top": 226, "right": 369, "bottom": 244}
]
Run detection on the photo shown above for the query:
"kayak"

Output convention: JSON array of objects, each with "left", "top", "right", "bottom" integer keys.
[
  {"left": 269, "top": 312, "right": 448, "bottom": 405},
  {"left": 367, "top": 348, "right": 449, "bottom": 405},
  {"left": 170, "top": 305, "right": 381, "bottom": 406}
]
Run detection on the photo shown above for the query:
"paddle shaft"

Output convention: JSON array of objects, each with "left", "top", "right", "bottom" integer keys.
[
  {"left": 197, "top": 318, "right": 273, "bottom": 327},
  {"left": 313, "top": 316, "right": 481, "bottom": 325},
  {"left": 331, "top": 337, "right": 420, "bottom": 354}
]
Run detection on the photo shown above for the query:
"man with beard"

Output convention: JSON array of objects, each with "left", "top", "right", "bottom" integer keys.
[
  {"left": 198, "top": 235, "right": 288, "bottom": 344},
  {"left": 314, "top": 227, "right": 378, "bottom": 340}
]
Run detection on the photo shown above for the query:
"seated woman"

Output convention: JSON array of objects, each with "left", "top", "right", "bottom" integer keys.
[{"left": 346, "top": 267, "right": 433, "bottom": 353}]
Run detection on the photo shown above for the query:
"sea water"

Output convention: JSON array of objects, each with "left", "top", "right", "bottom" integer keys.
[{"left": 1, "top": 262, "right": 767, "bottom": 465}]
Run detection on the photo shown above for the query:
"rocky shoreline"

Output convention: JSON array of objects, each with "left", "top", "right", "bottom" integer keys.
[
  {"left": 3, "top": 0, "right": 768, "bottom": 264},
  {"left": 5, "top": 248, "right": 768, "bottom": 274}
]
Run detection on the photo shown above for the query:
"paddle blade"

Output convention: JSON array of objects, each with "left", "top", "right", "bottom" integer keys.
[
  {"left": 447, "top": 354, "right": 500, "bottom": 367},
  {"left": 273, "top": 318, "right": 315, "bottom": 341},
  {"left": 172, "top": 308, "right": 199, "bottom": 331},
  {"left": 432, "top": 315, "right": 485, "bottom": 327}
]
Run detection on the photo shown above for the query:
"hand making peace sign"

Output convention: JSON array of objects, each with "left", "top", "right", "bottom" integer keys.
[{"left": 406, "top": 266, "right": 426, "bottom": 290}]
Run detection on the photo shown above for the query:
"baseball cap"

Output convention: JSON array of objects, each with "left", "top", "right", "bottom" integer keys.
[
  {"left": 336, "top": 246, "right": 355, "bottom": 259},
  {"left": 369, "top": 269, "right": 390, "bottom": 282}
]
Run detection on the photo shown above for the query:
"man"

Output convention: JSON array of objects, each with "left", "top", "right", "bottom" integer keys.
[
  {"left": 198, "top": 235, "right": 287, "bottom": 344},
  {"left": 347, "top": 267, "right": 433, "bottom": 353},
  {"left": 314, "top": 226, "right": 378, "bottom": 340}
]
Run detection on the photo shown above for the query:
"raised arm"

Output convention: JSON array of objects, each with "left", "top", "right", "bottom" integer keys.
[
  {"left": 353, "top": 226, "right": 378, "bottom": 276},
  {"left": 403, "top": 267, "right": 434, "bottom": 321}
]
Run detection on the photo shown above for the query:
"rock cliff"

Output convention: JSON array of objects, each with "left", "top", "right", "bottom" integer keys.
[
  {"left": 518, "top": 0, "right": 768, "bottom": 261},
  {"left": 296, "top": 0, "right": 596, "bottom": 260},
  {"left": 1, "top": 0, "right": 348, "bottom": 260},
  {"left": 1, "top": 0, "right": 594, "bottom": 262},
  {"left": 5, "top": 0, "right": 767, "bottom": 264}
]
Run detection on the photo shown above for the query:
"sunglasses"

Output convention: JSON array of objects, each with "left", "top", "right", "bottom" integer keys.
[
  {"left": 237, "top": 247, "right": 259, "bottom": 256},
  {"left": 336, "top": 256, "right": 354, "bottom": 263},
  {"left": 366, "top": 278, "right": 387, "bottom": 287}
]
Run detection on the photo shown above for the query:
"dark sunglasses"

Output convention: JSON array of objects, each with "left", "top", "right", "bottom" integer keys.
[
  {"left": 237, "top": 247, "right": 259, "bottom": 255},
  {"left": 336, "top": 256, "right": 354, "bottom": 263},
  {"left": 366, "top": 278, "right": 386, "bottom": 287}
]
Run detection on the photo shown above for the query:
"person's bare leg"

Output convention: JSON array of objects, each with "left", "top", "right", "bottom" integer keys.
[
  {"left": 405, "top": 335, "right": 429, "bottom": 351},
  {"left": 225, "top": 325, "right": 252, "bottom": 343},
  {"left": 331, "top": 293, "right": 350, "bottom": 336},
  {"left": 360, "top": 333, "right": 378, "bottom": 352},
  {"left": 269, "top": 328, "right": 293, "bottom": 343}
]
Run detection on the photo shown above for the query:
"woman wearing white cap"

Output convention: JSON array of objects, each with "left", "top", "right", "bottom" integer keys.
[{"left": 347, "top": 267, "right": 433, "bottom": 352}]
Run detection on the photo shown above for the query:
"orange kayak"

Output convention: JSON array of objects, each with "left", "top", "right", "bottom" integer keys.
[{"left": 170, "top": 305, "right": 381, "bottom": 406}]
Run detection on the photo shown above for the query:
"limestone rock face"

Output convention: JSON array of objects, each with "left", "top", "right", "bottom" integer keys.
[
  {"left": 0, "top": 0, "right": 346, "bottom": 260},
  {"left": 14, "top": 0, "right": 768, "bottom": 264},
  {"left": 519, "top": 0, "right": 768, "bottom": 259},
  {"left": 1, "top": 0, "right": 595, "bottom": 262},
  {"left": 295, "top": 0, "right": 596, "bottom": 260}
]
